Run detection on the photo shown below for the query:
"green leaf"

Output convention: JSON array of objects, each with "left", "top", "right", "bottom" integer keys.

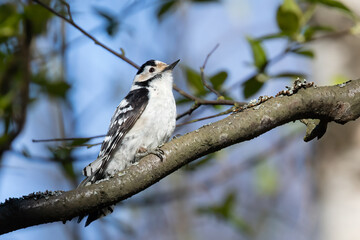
[
  {"left": 185, "top": 67, "right": 207, "bottom": 96},
  {"left": 243, "top": 74, "right": 266, "bottom": 98},
  {"left": 32, "top": 73, "right": 71, "bottom": 98},
  {"left": 0, "top": 134, "right": 10, "bottom": 147},
  {"left": 47, "top": 81, "right": 71, "bottom": 98},
  {"left": 209, "top": 71, "right": 228, "bottom": 91},
  {"left": 255, "top": 32, "right": 287, "bottom": 41},
  {"left": 0, "top": 91, "right": 13, "bottom": 112},
  {"left": 61, "top": 161, "right": 77, "bottom": 180},
  {"left": 157, "top": 0, "right": 176, "bottom": 20},
  {"left": 255, "top": 163, "right": 278, "bottom": 195},
  {"left": 69, "top": 138, "right": 91, "bottom": 147},
  {"left": 308, "top": 0, "right": 354, "bottom": 18},
  {"left": 272, "top": 72, "right": 307, "bottom": 79},
  {"left": 23, "top": 4, "right": 52, "bottom": 35},
  {"left": 0, "top": 4, "right": 16, "bottom": 23},
  {"left": 52, "top": 146, "right": 76, "bottom": 180},
  {"left": 303, "top": 25, "right": 334, "bottom": 41},
  {"left": 197, "top": 192, "right": 253, "bottom": 234},
  {"left": 292, "top": 48, "right": 315, "bottom": 58},
  {"left": 157, "top": 0, "right": 218, "bottom": 19},
  {"left": 48, "top": 139, "right": 91, "bottom": 181},
  {"left": 276, "top": 0, "right": 302, "bottom": 36},
  {"left": 197, "top": 192, "right": 236, "bottom": 218},
  {"left": 94, "top": 8, "right": 119, "bottom": 36},
  {"left": 246, "top": 37, "right": 267, "bottom": 70},
  {"left": 0, "top": 4, "right": 20, "bottom": 39}
]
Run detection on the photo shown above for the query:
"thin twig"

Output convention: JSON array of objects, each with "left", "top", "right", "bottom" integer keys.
[
  {"left": 174, "top": 85, "right": 244, "bottom": 120},
  {"left": 176, "top": 99, "right": 242, "bottom": 121},
  {"left": 64, "top": 143, "right": 102, "bottom": 148},
  {"left": 60, "top": 0, "right": 73, "bottom": 22},
  {"left": 174, "top": 84, "right": 239, "bottom": 105},
  {"left": 173, "top": 84, "right": 198, "bottom": 101},
  {"left": 34, "top": 1, "right": 243, "bottom": 126},
  {"left": 202, "top": 43, "right": 220, "bottom": 70},
  {"left": 200, "top": 44, "right": 222, "bottom": 98},
  {"left": 199, "top": 99, "right": 243, "bottom": 105},
  {"left": 32, "top": 0, "right": 139, "bottom": 69},
  {"left": 176, "top": 107, "right": 234, "bottom": 127},
  {"left": 173, "top": 45, "right": 243, "bottom": 121},
  {"left": 174, "top": 83, "right": 244, "bottom": 120},
  {"left": 176, "top": 103, "right": 201, "bottom": 120},
  {"left": 32, "top": 135, "right": 106, "bottom": 143}
]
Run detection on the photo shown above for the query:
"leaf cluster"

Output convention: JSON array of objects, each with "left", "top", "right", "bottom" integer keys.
[
  {"left": 0, "top": 2, "right": 72, "bottom": 160},
  {"left": 243, "top": 0, "right": 358, "bottom": 98}
]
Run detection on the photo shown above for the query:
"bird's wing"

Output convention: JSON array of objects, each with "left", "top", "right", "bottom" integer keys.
[{"left": 81, "top": 88, "right": 149, "bottom": 183}]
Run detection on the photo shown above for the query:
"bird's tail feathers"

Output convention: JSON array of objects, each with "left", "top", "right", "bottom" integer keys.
[
  {"left": 77, "top": 156, "right": 113, "bottom": 226},
  {"left": 78, "top": 205, "right": 115, "bottom": 227},
  {"left": 77, "top": 175, "right": 114, "bottom": 226},
  {"left": 82, "top": 157, "right": 104, "bottom": 177}
]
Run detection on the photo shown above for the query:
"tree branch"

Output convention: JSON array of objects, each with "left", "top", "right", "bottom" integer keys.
[
  {"left": 173, "top": 83, "right": 244, "bottom": 120},
  {"left": 1, "top": 80, "right": 360, "bottom": 234},
  {"left": 200, "top": 43, "right": 223, "bottom": 98},
  {"left": 31, "top": 0, "right": 243, "bottom": 124},
  {"left": 176, "top": 107, "right": 234, "bottom": 127},
  {"left": 32, "top": 134, "right": 106, "bottom": 143},
  {"left": 31, "top": 0, "right": 139, "bottom": 69}
]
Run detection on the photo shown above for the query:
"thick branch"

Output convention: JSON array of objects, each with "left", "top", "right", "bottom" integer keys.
[{"left": 1, "top": 80, "right": 360, "bottom": 234}]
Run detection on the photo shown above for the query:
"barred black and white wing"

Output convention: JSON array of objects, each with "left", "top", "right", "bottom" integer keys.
[{"left": 80, "top": 88, "right": 149, "bottom": 186}]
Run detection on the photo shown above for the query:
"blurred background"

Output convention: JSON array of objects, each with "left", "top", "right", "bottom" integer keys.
[{"left": 1, "top": 0, "right": 360, "bottom": 239}]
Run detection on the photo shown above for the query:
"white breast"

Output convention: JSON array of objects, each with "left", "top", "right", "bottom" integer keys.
[
  {"left": 131, "top": 72, "right": 176, "bottom": 147},
  {"left": 106, "top": 73, "right": 176, "bottom": 175}
]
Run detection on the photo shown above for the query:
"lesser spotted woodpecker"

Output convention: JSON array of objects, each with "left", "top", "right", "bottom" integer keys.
[{"left": 78, "top": 59, "right": 179, "bottom": 226}]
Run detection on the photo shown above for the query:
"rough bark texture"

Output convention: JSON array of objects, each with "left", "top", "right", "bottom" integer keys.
[{"left": 1, "top": 80, "right": 360, "bottom": 234}]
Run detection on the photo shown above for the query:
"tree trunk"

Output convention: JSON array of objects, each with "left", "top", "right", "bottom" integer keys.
[{"left": 311, "top": 1, "right": 360, "bottom": 239}]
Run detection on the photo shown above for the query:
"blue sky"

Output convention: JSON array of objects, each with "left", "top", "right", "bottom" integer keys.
[{"left": 0, "top": 0, "right": 315, "bottom": 239}]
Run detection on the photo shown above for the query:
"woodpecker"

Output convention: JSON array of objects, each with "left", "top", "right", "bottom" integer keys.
[{"left": 78, "top": 59, "right": 179, "bottom": 226}]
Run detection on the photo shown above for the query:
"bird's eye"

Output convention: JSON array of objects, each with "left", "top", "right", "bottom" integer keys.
[{"left": 149, "top": 67, "right": 155, "bottom": 73}]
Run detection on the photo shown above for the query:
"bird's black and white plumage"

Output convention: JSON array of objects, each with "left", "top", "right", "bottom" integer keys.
[{"left": 78, "top": 59, "right": 179, "bottom": 226}]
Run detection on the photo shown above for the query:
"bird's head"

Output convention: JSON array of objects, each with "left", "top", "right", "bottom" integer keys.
[{"left": 134, "top": 59, "right": 180, "bottom": 83}]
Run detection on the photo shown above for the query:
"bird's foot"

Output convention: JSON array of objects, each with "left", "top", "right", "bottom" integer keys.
[{"left": 135, "top": 147, "right": 165, "bottom": 161}]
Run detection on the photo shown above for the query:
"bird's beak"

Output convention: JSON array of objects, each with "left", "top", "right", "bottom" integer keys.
[{"left": 163, "top": 59, "right": 180, "bottom": 72}]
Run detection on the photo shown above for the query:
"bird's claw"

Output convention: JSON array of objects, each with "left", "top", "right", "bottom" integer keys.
[
  {"left": 151, "top": 147, "right": 164, "bottom": 161},
  {"left": 135, "top": 147, "right": 165, "bottom": 161}
]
